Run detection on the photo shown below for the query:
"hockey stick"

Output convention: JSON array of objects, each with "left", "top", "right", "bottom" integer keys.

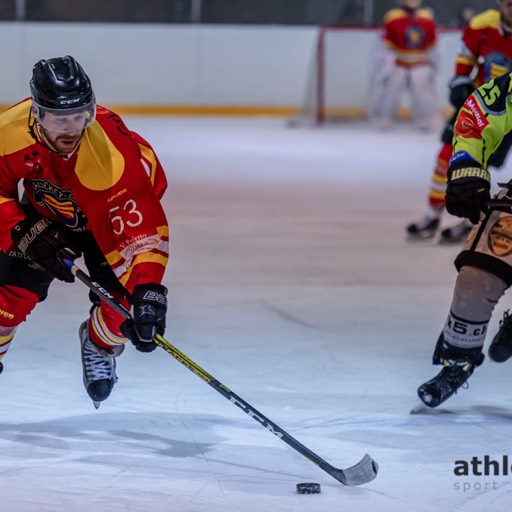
[{"left": 63, "top": 258, "right": 378, "bottom": 487}]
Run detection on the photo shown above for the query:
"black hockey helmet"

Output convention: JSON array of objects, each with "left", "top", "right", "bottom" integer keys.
[{"left": 30, "top": 55, "right": 96, "bottom": 131}]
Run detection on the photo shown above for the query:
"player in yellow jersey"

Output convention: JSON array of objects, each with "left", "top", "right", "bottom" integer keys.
[
  {"left": 417, "top": 70, "right": 512, "bottom": 407},
  {"left": 407, "top": 1, "right": 512, "bottom": 243}
]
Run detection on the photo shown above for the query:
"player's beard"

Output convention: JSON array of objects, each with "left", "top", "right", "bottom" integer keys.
[{"left": 40, "top": 127, "right": 82, "bottom": 156}]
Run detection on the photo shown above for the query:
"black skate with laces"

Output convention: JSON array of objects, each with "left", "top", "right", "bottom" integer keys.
[
  {"left": 489, "top": 309, "right": 512, "bottom": 362},
  {"left": 79, "top": 321, "right": 124, "bottom": 408},
  {"left": 417, "top": 358, "right": 477, "bottom": 408}
]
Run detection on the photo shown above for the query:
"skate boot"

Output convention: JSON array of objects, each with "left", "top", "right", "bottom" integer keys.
[
  {"left": 0, "top": 361, "right": 3, "bottom": 374},
  {"left": 488, "top": 310, "right": 512, "bottom": 362},
  {"left": 406, "top": 216, "right": 440, "bottom": 240},
  {"left": 439, "top": 220, "right": 473, "bottom": 244},
  {"left": 80, "top": 321, "right": 124, "bottom": 408},
  {"left": 417, "top": 358, "right": 477, "bottom": 408}
]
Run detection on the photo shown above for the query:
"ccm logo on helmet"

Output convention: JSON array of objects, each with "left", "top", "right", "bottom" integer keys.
[{"left": 59, "top": 98, "right": 81, "bottom": 105}]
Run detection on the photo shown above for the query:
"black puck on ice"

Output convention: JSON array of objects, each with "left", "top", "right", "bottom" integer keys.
[{"left": 296, "top": 482, "right": 321, "bottom": 494}]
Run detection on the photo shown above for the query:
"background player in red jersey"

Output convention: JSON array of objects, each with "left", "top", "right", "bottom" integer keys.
[
  {"left": 407, "top": 0, "right": 512, "bottom": 243},
  {"left": 0, "top": 56, "right": 169, "bottom": 408},
  {"left": 369, "top": 0, "right": 439, "bottom": 131}
]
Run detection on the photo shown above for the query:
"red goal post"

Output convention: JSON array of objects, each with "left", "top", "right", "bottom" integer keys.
[
  {"left": 290, "top": 26, "right": 459, "bottom": 126},
  {"left": 290, "top": 26, "right": 379, "bottom": 126}
]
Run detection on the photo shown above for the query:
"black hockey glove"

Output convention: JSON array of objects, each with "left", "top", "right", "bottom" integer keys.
[
  {"left": 121, "top": 283, "right": 168, "bottom": 353},
  {"left": 11, "top": 216, "right": 81, "bottom": 282},
  {"left": 445, "top": 164, "right": 490, "bottom": 225},
  {"left": 449, "top": 75, "right": 474, "bottom": 109}
]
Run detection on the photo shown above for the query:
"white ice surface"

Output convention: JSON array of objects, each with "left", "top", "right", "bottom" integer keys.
[{"left": 2, "top": 117, "right": 512, "bottom": 512}]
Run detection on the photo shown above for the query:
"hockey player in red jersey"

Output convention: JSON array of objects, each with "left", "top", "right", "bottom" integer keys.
[
  {"left": 407, "top": 0, "right": 512, "bottom": 243},
  {"left": 0, "top": 56, "right": 169, "bottom": 407},
  {"left": 369, "top": 0, "right": 438, "bottom": 131}
]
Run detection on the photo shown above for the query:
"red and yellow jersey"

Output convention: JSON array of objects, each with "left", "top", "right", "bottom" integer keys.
[
  {"left": 0, "top": 99, "right": 169, "bottom": 293},
  {"left": 456, "top": 9, "right": 512, "bottom": 87},
  {"left": 381, "top": 7, "right": 437, "bottom": 67}
]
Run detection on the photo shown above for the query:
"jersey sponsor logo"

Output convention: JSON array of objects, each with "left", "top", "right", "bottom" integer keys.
[
  {"left": 31, "top": 180, "right": 82, "bottom": 228},
  {"left": 465, "top": 97, "right": 489, "bottom": 129},
  {"left": 454, "top": 109, "right": 483, "bottom": 139},
  {"left": 118, "top": 234, "right": 160, "bottom": 262}
]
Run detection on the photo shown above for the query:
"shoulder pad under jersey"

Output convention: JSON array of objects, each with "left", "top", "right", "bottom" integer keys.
[{"left": 468, "top": 9, "right": 500, "bottom": 31}]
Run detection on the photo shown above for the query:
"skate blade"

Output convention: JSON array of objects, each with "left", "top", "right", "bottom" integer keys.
[
  {"left": 93, "top": 401, "right": 101, "bottom": 410},
  {"left": 410, "top": 399, "right": 450, "bottom": 415},
  {"left": 410, "top": 399, "right": 428, "bottom": 414}
]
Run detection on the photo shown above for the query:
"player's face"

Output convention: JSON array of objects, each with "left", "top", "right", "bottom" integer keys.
[
  {"left": 402, "top": 0, "right": 421, "bottom": 9},
  {"left": 38, "top": 122, "right": 83, "bottom": 156},
  {"left": 500, "top": 0, "right": 512, "bottom": 28},
  {"left": 31, "top": 98, "right": 96, "bottom": 156}
]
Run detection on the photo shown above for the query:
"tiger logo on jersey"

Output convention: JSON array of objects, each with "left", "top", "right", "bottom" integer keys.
[
  {"left": 405, "top": 26, "right": 426, "bottom": 49},
  {"left": 31, "top": 179, "right": 83, "bottom": 229}
]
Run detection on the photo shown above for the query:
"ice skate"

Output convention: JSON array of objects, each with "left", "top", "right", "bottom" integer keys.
[
  {"left": 417, "top": 358, "right": 477, "bottom": 408},
  {"left": 439, "top": 220, "right": 473, "bottom": 244},
  {"left": 406, "top": 216, "right": 440, "bottom": 240},
  {"left": 80, "top": 321, "right": 123, "bottom": 408},
  {"left": 489, "top": 310, "right": 512, "bottom": 362},
  {"left": 0, "top": 361, "right": 3, "bottom": 374}
]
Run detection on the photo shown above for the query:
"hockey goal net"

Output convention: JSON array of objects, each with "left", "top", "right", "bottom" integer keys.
[{"left": 290, "top": 26, "right": 382, "bottom": 126}]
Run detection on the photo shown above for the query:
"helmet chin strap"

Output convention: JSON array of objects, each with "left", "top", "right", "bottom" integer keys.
[
  {"left": 27, "top": 109, "right": 53, "bottom": 152},
  {"left": 36, "top": 124, "right": 60, "bottom": 153}
]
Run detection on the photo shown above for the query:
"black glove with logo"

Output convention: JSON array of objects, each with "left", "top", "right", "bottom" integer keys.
[
  {"left": 445, "top": 163, "right": 491, "bottom": 225},
  {"left": 121, "top": 283, "right": 168, "bottom": 353},
  {"left": 449, "top": 75, "right": 474, "bottom": 109},
  {"left": 11, "top": 216, "right": 81, "bottom": 282}
]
